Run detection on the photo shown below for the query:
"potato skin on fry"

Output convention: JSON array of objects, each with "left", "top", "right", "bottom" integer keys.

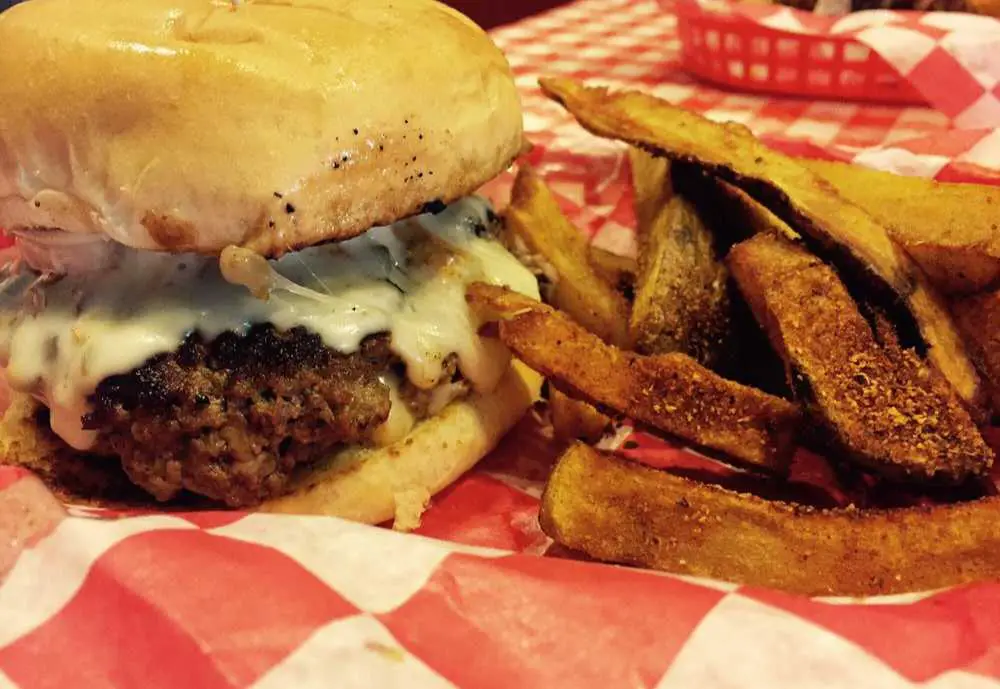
[
  {"left": 504, "top": 165, "right": 631, "bottom": 347},
  {"left": 539, "top": 77, "right": 983, "bottom": 411},
  {"left": 674, "top": 166, "right": 800, "bottom": 244},
  {"left": 467, "top": 283, "right": 801, "bottom": 472},
  {"left": 630, "top": 193, "right": 732, "bottom": 367},
  {"left": 729, "top": 233, "right": 991, "bottom": 483},
  {"left": 629, "top": 148, "right": 734, "bottom": 366},
  {"left": 540, "top": 443, "right": 1000, "bottom": 597}
]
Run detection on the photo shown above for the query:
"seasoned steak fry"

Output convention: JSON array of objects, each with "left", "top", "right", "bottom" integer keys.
[
  {"left": 539, "top": 77, "right": 982, "bottom": 410},
  {"left": 801, "top": 157, "right": 1000, "bottom": 296},
  {"left": 549, "top": 388, "right": 611, "bottom": 445},
  {"left": 629, "top": 148, "right": 733, "bottom": 365},
  {"left": 953, "top": 289, "right": 1000, "bottom": 417},
  {"left": 504, "top": 165, "right": 631, "bottom": 346},
  {"left": 628, "top": 147, "right": 671, "bottom": 241},
  {"left": 540, "top": 443, "right": 1000, "bottom": 597},
  {"left": 467, "top": 283, "right": 801, "bottom": 472},
  {"left": 728, "top": 233, "right": 992, "bottom": 482},
  {"left": 672, "top": 164, "right": 800, "bottom": 243},
  {"left": 629, "top": 193, "right": 732, "bottom": 366},
  {"left": 587, "top": 246, "right": 636, "bottom": 299}
]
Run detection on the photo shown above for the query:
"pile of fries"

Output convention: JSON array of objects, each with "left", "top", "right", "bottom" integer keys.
[{"left": 468, "top": 77, "right": 1000, "bottom": 597}]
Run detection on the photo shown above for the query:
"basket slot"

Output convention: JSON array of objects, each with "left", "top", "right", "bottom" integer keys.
[{"left": 675, "top": 5, "right": 928, "bottom": 105}]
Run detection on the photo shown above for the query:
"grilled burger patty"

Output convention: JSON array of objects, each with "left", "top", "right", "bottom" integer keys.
[{"left": 67, "top": 325, "right": 464, "bottom": 507}]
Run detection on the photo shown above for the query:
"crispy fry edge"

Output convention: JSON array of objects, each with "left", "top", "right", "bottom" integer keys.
[
  {"left": 541, "top": 443, "right": 1000, "bottom": 597},
  {"left": 467, "top": 282, "right": 801, "bottom": 472}
]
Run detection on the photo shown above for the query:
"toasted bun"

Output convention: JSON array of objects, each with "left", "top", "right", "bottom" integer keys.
[
  {"left": 0, "top": 362, "right": 541, "bottom": 527},
  {"left": 0, "top": 0, "right": 522, "bottom": 256},
  {"left": 261, "top": 361, "right": 541, "bottom": 527}
]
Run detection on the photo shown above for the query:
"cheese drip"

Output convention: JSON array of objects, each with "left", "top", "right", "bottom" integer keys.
[{"left": 0, "top": 196, "right": 539, "bottom": 450}]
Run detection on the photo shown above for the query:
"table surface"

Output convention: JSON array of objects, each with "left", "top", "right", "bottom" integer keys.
[
  {"left": 488, "top": 0, "right": 967, "bottom": 257},
  {"left": 442, "top": 0, "right": 571, "bottom": 28},
  {"left": 0, "top": 0, "right": 571, "bottom": 22}
]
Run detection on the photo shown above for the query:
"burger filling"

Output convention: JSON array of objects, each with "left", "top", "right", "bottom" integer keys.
[{"left": 0, "top": 197, "right": 539, "bottom": 506}]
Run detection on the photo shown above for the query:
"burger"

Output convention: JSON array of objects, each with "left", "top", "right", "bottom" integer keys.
[{"left": 0, "top": 0, "right": 541, "bottom": 527}]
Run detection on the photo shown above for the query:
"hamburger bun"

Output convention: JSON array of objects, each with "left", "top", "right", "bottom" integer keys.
[
  {"left": 0, "top": 0, "right": 523, "bottom": 256},
  {"left": 0, "top": 0, "right": 539, "bottom": 525},
  {"left": 261, "top": 361, "right": 541, "bottom": 527}
]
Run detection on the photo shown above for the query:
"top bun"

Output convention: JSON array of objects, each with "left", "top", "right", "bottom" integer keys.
[{"left": 0, "top": 0, "right": 522, "bottom": 256}]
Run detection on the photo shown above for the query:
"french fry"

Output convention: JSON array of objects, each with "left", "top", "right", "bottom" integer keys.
[
  {"left": 467, "top": 283, "right": 801, "bottom": 472},
  {"left": 628, "top": 193, "right": 732, "bottom": 367},
  {"left": 549, "top": 388, "right": 611, "bottom": 445},
  {"left": 953, "top": 290, "right": 1000, "bottom": 416},
  {"left": 539, "top": 77, "right": 983, "bottom": 411},
  {"left": 903, "top": 244, "right": 1000, "bottom": 298},
  {"left": 587, "top": 246, "right": 636, "bottom": 299},
  {"left": 504, "top": 165, "right": 631, "bottom": 347},
  {"left": 627, "top": 147, "right": 671, "bottom": 241},
  {"left": 801, "top": 158, "right": 1000, "bottom": 296},
  {"left": 629, "top": 149, "right": 734, "bottom": 366},
  {"left": 629, "top": 161, "right": 788, "bottom": 389},
  {"left": 672, "top": 164, "right": 800, "bottom": 243},
  {"left": 729, "top": 233, "right": 992, "bottom": 483},
  {"left": 540, "top": 443, "right": 1000, "bottom": 597}
]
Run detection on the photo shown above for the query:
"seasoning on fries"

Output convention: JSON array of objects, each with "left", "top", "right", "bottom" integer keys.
[
  {"left": 539, "top": 76, "right": 983, "bottom": 411},
  {"left": 629, "top": 193, "right": 732, "bottom": 367},
  {"left": 729, "top": 233, "right": 991, "bottom": 482},
  {"left": 472, "top": 76, "right": 1000, "bottom": 595},
  {"left": 953, "top": 290, "right": 1000, "bottom": 416},
  {"left": 541, "top": 443, "right": 1000, "bottom": 597},
  {"left": 467, "top": 283, "right": 801, "bottom": 472}
]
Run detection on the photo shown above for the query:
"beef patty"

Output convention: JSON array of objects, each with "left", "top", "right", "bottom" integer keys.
[{"left": 81, "top": 325, "right": 398, "bottom": 507}]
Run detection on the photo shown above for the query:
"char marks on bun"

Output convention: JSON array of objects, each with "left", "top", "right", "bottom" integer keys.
[{"left": 0, "top": 0, "right": 523, "bottom": 255}]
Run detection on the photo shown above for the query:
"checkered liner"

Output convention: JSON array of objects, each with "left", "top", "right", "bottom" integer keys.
[
  {"left": 670, "top": 0, "right": 1000, "bottom": 128},
  {"left": 671, "top": 0, "right": 931, "bottom": 104},
  {"left": 5, "top": 0, "right": 1000, "bottom": 686}
]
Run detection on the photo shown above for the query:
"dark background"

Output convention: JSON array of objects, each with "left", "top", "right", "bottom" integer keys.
[
  {"left": 441, "top": 0, "right": 568, "bottom": 28},
  {"left": 0, "top": 0, "right": 569, "bottom": 24}
]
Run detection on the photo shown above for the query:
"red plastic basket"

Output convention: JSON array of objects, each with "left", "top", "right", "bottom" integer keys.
[{"left": 671, "top": 0, "right": 928, "bottom": 105}]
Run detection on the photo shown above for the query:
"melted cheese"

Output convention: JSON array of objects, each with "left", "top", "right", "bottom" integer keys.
[
  {"left": 0, "top": 197, "right": 539, "bottom": 450},
  {"left": 371, "top": 375, "right": 416, "bottom": 448}
]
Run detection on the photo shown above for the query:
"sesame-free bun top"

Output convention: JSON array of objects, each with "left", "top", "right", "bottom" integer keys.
[{"left": 0, "top": 0, "right": 523, "bottom": 256}]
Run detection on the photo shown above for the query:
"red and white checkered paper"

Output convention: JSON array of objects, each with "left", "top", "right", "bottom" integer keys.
[
  {"left": 670, "top": 0, "right": 1000, "bottom": 128},
  {"left": 5, "top": 0, "right": 1000, "bottom": 686}
]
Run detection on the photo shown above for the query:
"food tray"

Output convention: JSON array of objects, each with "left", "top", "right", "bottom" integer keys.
[{"left": 670, "top": 0, "right": 928, "bottom": 104}]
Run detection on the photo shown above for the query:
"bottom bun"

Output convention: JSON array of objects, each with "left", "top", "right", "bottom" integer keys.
[
  {"left": 0, "top": 361, "right": 541, "bottom": 528},
  {"left": 261, "top": 360, "right": 541, "bottom": 528}
]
